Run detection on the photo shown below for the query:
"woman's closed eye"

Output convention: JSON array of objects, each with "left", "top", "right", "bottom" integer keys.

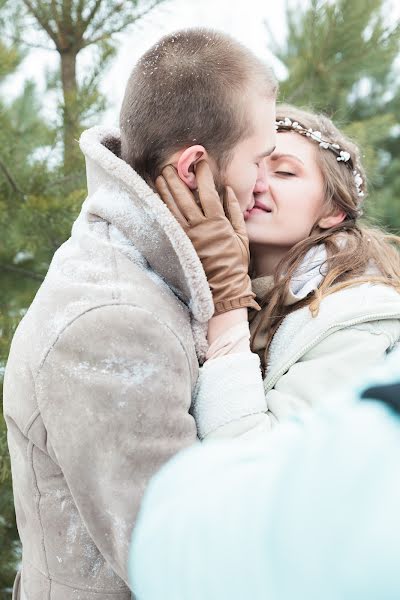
[{"left": 275, "top": 170, "right": 296, "bottom": 177}]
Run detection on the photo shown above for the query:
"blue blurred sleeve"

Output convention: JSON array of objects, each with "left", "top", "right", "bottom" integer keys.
[{"left": 130, "top": 349, "right": 400, "bottom": 600}]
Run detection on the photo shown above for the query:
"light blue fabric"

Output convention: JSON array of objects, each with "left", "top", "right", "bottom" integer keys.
[{"left": 130, "top": 349, "right": 400, "bottom": 599}]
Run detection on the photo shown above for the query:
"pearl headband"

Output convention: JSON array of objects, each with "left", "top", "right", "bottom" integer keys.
[{"left": 276, "top": 117, "right": 365, "bottom": 202}]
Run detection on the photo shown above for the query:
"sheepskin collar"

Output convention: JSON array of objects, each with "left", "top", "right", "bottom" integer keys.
[{"left": 79, "top": 126, "right": 213, "bottom": 324}]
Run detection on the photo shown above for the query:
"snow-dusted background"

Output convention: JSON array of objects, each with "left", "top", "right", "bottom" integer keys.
[
  {"left": 4, "top": 0, "right": 400, "bottom": 126},
  {"left": 5, "top": 0, "right": 294, "bottom": 125}
]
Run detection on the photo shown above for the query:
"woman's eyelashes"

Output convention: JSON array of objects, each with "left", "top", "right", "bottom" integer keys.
[{"left": 275, "top": 170, "right": 296, "bottom": 177}]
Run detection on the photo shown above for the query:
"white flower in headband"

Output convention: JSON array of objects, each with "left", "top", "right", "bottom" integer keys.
[
  {"left": 354, "top": 171, "right": 364, "bottom": 198},
  {"left": 337, "top": 150, "right": 351, "bottom": 162},
  {"left": 275, "top": 119, "right": 364, "bottom": 200}
]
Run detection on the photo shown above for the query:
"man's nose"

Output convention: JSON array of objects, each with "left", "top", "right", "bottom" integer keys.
[{"left": 253, "top": 161, "right": 269, "bottom": 194}]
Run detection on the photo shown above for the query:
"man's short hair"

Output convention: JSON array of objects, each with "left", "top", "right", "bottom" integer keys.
[{"left": 120, "top": 28, "right": 277, "bottom": 183}]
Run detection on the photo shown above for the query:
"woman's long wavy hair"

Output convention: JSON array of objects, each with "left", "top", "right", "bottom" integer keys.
[{"left": 250, "top": 104, "right": 400, "bottom": 374}]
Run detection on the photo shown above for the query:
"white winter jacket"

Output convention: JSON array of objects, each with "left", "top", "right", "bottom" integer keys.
[{"left": 193, "top": 282, "right": 400, "bottom": 440}]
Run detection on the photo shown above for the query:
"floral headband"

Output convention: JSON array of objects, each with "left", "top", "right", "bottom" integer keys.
[{"left": 275, "top": 117, "right": 365, "bottom": 202}]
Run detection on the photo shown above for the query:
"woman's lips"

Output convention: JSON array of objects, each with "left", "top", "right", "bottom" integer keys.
[
  {"left": 244, "top": 201, "right": 272, "bottom": 220},
  {"left": 248, "top": 202, "right": 272, "bottom": 216}
]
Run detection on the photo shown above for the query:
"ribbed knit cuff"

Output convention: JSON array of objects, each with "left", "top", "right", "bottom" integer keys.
[{"left": 192, "top": 352, "right": 266, "bottom": 439}]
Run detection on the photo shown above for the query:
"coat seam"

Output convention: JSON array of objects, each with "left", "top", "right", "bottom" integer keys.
[
  {"left": 351, "top": 322, "right": 397, "bottom": 346},
  {"left": 266, "top": 282, "right": 400, "bottom": 377},
  {"left": 107, "top": 222, "right": 121, "bottom": 302},
  {"left": 36, "top": 302, "right": 195, "bottom": 385},
  {"left": 265, "top": 311, "right": 400, "bottom": 391},
  {"left": 28, "top": 442, "right": 51, "bottom": 584},
  {"left": 22, "top": 559, "right": 129, "bottom": 595},
  {"left": 23, "top": 408, "right": 40, "bottom": 437},
  {"left": 22, "top": 365, "right": 41, "bottom": 436}
]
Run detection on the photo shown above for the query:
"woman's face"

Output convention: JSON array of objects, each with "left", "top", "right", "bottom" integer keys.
[{"left": 244, "top": 131, "right": 331, "bottom": 273}]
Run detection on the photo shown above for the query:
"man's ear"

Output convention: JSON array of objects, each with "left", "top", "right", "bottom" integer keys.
[
  {"left": 318, "top": 209, "right": 346, "bottom": 229},
  {"left": 176, "top": 145, "right": 207, "bottom": 190}
]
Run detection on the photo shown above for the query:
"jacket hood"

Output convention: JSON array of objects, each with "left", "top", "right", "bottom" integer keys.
[{"left": 79, "top": 126, "right": 213, "bottom": 323}]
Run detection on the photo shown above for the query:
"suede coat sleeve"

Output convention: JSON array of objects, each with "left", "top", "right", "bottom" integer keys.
[{"left": 35, "top": 303, "right": 196, "bottom": 585}]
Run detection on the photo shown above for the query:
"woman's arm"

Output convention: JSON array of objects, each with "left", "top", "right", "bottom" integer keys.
[
  {"left": 207, "top": 308, "right": 248, "bottom": 347},
  {"left": 192, "top": 310, "right": 276, "bottom": 440},
  {"left": 266, "top": 319, "right": 400, "bottom": 422},
  {"left": 192, "top": 350, "right": 273, "bottom": 440},
  {"left": 199, "top": 319, "right": 400, "bottom": 440}
]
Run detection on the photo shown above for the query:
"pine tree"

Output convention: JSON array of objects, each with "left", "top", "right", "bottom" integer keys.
[
  {"left": 0, "top": 2, "right": 27, "bottom": 593},
  {"left": 20, "top": 0, "right": 166, "bottom": 175},
  {"left": 268, "top": 0, "right": 400, "bottom": 230}
]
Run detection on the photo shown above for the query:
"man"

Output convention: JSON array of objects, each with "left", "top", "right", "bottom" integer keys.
[{"left": 4, "top": 28, "right": 277, "bottom": 599}]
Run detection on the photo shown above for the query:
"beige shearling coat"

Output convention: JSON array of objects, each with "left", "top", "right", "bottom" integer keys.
[{"left": 3, "top": 127, "right": 213, "bottom": 599}]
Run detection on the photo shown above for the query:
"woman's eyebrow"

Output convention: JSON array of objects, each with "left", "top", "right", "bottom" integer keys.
[
  {"left": 270, "top": 153, "right": 305, "bottom": 165},
  {"left": 257, "top": 145, "right": 276, "bottom": 160}
]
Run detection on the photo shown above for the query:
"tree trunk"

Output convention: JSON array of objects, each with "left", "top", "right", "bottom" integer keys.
[{"left": 60, "top": 49, "right": 80, "bottom": 175}]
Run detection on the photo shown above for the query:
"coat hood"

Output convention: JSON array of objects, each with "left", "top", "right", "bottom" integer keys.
[{"left": 79, "top": 126, "right": 213, "bottom": 323}]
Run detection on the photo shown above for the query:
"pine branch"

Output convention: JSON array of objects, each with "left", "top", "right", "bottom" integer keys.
[
  {"left": 50, "top": 0, "right": 61, "bottom": 32},
  {"left": 82, "top": 0, "right": 163, "bottom": 48},
  {"left": 81, "top": 0, "right": 104, "bottom": 32},
  {"left": 81, "top": 26, "right": 127, "bottom": 47},
  {"left": 62, "top": 0, "right": 73, "bottom": 29},
  {"left": 0, "top": 265, "right": 45, "bottom": 282},
  {"left": 2, "top": 30, "right": 54, "bottom": 51},
  {"left": 21, "top": 0, "right": 58, "bottom": 45},
  {"left": 44, "top": 173, "right": 82, "bottom": 189},
  {"left": 76, "top": 0, "right": 86, "bottom": 19},
  {"left": 0, "top": 158, "right": 25, "bottom": 198},
  {"left": 74, "top": 0, "right": 86, "bottom": 29},
  {"left": 83, "top": 1, "right": 125, "bottom": 41}
]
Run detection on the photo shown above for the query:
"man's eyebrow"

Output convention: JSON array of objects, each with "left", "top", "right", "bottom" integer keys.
[
  {"left": 257, "top": 146, "right": 276, "bottom": 160},
  {"left": 270, "top": 152, "right": 305, "bottom": 165}
]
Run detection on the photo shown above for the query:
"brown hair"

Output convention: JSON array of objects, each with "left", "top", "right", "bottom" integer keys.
[
  {"left": 120, "top": 28, "right": 277, "bottom": 183},
  {"left": 250, "top": 104, "right": 400, "bottom": 373}
]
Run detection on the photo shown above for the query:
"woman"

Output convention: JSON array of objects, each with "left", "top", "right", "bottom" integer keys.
[{"left": 156, "top": 105, "right": 400, "bottom": 440}]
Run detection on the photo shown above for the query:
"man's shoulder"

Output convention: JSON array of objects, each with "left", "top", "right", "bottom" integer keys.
[
  {"left": 42, "top": 302, "right": 192, "bottom": 369},
  {"left": 4, "top": 283, "right": 198, "bottom": 437},
  {"left": 10, "top": 250, "right": 194, "bottom": 377}
]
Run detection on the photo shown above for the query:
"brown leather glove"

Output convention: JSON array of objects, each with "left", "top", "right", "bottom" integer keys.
[{"left": 155, "top": 161, "right": 260, "bottom": 315}]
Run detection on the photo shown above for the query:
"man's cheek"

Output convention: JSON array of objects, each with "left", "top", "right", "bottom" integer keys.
[
  {"left": 214, "top": 170, "right": 227, "bottom": 198},
  {"left": 236, "top": 191, "right": 251, "bottom": 212}
]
